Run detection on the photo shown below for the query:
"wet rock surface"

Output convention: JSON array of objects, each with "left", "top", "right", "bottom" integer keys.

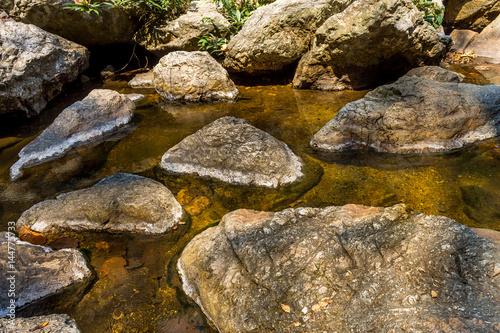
[
  {"left": 17, "top": 173, "right": 185, "bottom": 235},
  {"left": 224, "top": 0, "right": 354, "bottom": 74},
  {"left": 178, "top": 204, "right": 500, "bottom": 332},
  {"left": 0, "top": 232, "right": 92, "bottom": 317},
  {"left": 10, "top": 89, "right": 135, "bottom": 180},
  {"left": 0, "top": 313, "right": 81, "bottom": 332},
  {"left": 0, "top": 16, "right": 89, "bottom": 117},
  {"left": 128, "top": 71, "right": 154, "bottom": 89},
  {"left": 293, "top": 0, "right": 451, "bottom": 90},
  {"left": 443, "top": 0, "right": 500, "bottom": 32},
  {"left": 0, "top": 0, "right": 139, "bottom": 46},
  {"left": 311, "top": 67, "right": 500, "bottom": 153},
  {"left": 159, "top": 117, "right": 304, "bottom": 188},
  {"left": 154, "top": 51, "right": 239, "bottom": 102},
  {"left": 136, "top": 1, "right": 230, "bottom": 57}
]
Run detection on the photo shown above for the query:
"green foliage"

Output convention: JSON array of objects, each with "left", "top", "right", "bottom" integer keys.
[
  {"left": 198, "top": 0, "right": 275, "bottom": 55},
  {"left": 413, "top": 0, "right": 444, "bottom": 29},
  {"left": 63, "top": 0, "right": 188, "bottom": 22}
]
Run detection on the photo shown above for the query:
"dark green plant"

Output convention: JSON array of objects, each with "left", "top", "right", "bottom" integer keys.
[{"left": 413, "top": 0, "right": 444, "bottom": 29}]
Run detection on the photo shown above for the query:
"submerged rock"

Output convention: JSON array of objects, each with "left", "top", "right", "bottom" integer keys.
[
  {"left": 16, "top": 173, "right": 185, "bottom": 235},
  {"left": 443, "top": 0, "right": 500, "bottom": 32},
  {"left": 0, "top": 0, "right": 139, "bottom": 46},
  {"left": 465, "top": 15, "right": 500, "bottom": 63},
  {"left": 223, "top": 0, "right": 354, "bottom": 73},
  {"left": 0, "top": 314, "right": 81, "bottom": 332},
  {"left": 311, "top": 67, "right": 500, "bottom": 153},
  {"left": 135, "top": 1, "right": 230, "bottom": 56},
  {"left": 10, "top": 89, "right": 135, "bottom": 180},
  {"left": 153, "top": 51, "right": 239, "bottom": 102},
  {"left": 293, "top": 0, "right": 451, "bottom": 90},
  {"left": 178, "top": 204, "right": 500, "bottom": 332},
  {"left": 159, "top": 117, "right": 304, "bottom": 188},
  {"left": 0, "top": 232, "right": 91, "bottom": 317},
  {"left": 0, "top": 16, "right": 89, "bottom": 117}
]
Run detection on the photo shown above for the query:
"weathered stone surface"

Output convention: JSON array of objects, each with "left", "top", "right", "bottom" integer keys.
[
  {"left": 178, "top": 204, "right": 500, "bottom": 332},
  {"left": 311, "top": 67, "right": 500, "bottom": 153},
  {"left": 135, "top": 1, "right": 230, "bottom": 56},
  {"left": 0, "top": 17, "right": 89, "bottom": 117},
  {"left": 128, "top": 71, "right": 154, "bottom": 89},
  {"left": 16, "top": 173, "right": 185, "bottom": 235},
  {"left": 0, "top": 232, "right": 91, "bottom": 317},
  {"left": 10, "top": 89, "right": 135, "bottom": 180},
  {"left": 153, "top": 51, "right": 239, "bottom": 102},
  {"left": 223, "top": 0, "right": 355, "bottom": 74},
  {"left": 465, "top": 15, "right": 500, "bottom": 63},
  {"left": 443, "top": 0, "right": 500, "bottom": 32},
  {"left": 405, "top": 65, "right": 464, "bottom": 82},
  {"left": 450, "top": 29, "right": 478, "bottom": 50},
  {"left": 293, "top": 0, "right": 451, "bottom": 91},
  {"left": 0, "top": 0, "right": 139, "bottom": 46},
  {"left": 159, "top": 117, "right": 304, "bottom": 188},
  {"left": 0, "top": 314, "right": 81, "bottom": 332}
]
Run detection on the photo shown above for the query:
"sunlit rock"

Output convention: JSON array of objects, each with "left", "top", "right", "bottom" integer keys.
[
  {"left": 158, "top": 117, "right": 304, "bottom": 188},
  {"left": 179, "top": 204, "right": 500, "bottom": 332},
  {"left": 153, "top": 51, "right": 239, "bottom": 102},
  {"left": 16, "top": 173, "right": 185, "bottom": 235},
  {"left": 465, "top": 15, "right": 500, "bottom": 63},
  {"left": 0, "top": 14, "right": 89, "bottom": 117},
  {"left": 443, "top": 0, "right": 500, "bottom": 32},
  {"left": 311, "top": 67, "right": 500, "bottom": 153},
  {"left": 10, "top": 89, "right": 135, "bottom": 180},
  {"left": 0, "top": 232, "right": 92, "bottom": 317},
  {"left": 0, "top": 314, "right": 81, "bottom": 332},
  {"left": 128, "top": 71, "right": 154, "bottom": 89}
]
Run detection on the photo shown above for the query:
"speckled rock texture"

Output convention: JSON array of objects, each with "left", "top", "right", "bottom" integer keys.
[
  {"left": 128, "top": 70, "right": 154, "bottom": 89},
  {"left": 0, "top": 314, "right": 81, "bottom": 332},
  {"left": 16, "top": 173, "right": 185, "bottom": 235},
  {"left": 0, "top": 0, "right": 139, "bottom": 46},
  {"left": 0, "top": 15, "right": 89, "bottom": 117},
  {"left": 443, "top": 0, "right": 500, "bottom": 32},
  {"left": 223, "top": 0, "right": 355, "bottom": 74},
  {"left": 135, "top": 1, "right": 230, "bottom": 57},
  {"left": 293, "top": 0, "right": 451, "bottom": 91},
  {"left": 153, "top": 51, "right": 239, "bottom": 102},
  {"left": 0, "top": 232, "right": 91, "bottom": 317},
  {"left": 10, "top": 89, "right": 135, "bottom": 180},
  {"left": 159, "top": 117, "right": 304, "bottom": 188},
  {"left": 178, "top": 204, "right": 500, "bottom": 333},
  {"left": 311, "top": 67, "right": 500, "bottom": 153},
  {"left": 465, "top": 14, "right": 500, "bottom": 63}
]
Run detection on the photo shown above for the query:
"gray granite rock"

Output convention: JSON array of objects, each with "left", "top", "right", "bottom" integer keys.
[
  {"left": 179, "top": 204, "right": 500, "bottom": 332},
  {"left": 10, "top": 89, "right": 135, "bottom": 180},
  {"left": 0, "top": 314, "right": 80, "bottom": 332},
  {"left": 0, "top": 232, "right": 91, "bottom": 317},
  {"left": 16, "top": 173, "right": 185, "bottom": 235},
  {"left": 159, "top": 117, "right": 304, "bottom": 188}
]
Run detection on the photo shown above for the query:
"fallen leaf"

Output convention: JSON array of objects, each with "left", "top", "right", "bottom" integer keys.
[
  {"left": 35, "top": 321, "right": 48, "bottom": 329},
  {"left": 312, "top": 304, "right": 321, "bottom": 312},
  {"left": 431, "top": 290, "right": 438, "bottom": 298},
  {"left": 281, "top": 304, "right": 291, "bottom": 313}
]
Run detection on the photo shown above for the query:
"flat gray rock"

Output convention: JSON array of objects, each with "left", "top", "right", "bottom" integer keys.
[
  {"left": 0, "top": 314, "right": 80, "bottom": 332},
  {"left": 10, "top": 89, "right": 135, "bottom": 180},
  {"left": 0, "top": 16, "right": 89, "bottom": 116},
  {"left": 159, "top": 117, "right": 304, "bottom": 188},
  {"left": 16, "top": 173, "right": 185, "bottom": 235},
  {"left": 154, "top": 51, "right": 239, "bottom": 102},
  {"left": 311, "top": 67, "right": 500, "bottom": 153},
  {"left": 179, "top": 204, "right": 500, "bottom": 332},
  {"left": 0, "top": 232, "right": 91, "bottom": 317}
]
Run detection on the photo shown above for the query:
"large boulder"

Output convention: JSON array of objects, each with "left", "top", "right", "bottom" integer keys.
[
  {"left": 293, "top": 0, "right": 451, "bottom": 91},
  {"left": 443, "top": 0, "right": 500, "bottom": 32},
  {"left": 135, "top": 1, "right": 230, "bottom": 57},
  {"left": 10, "top": 89, "right": 135, "bottom": 180},
  {"left": 153, "top": 51, "right": 239, "bottom": 102},
  {"left": 0, "top": 232, "right": 92, "bottom": 317},
  {"left": 310, "top": 67, "right": 500, "bottom": 153},
  {"left": 16, "top": 173, "right": 185, "bottom": 235},
  {"left": 465, "top": 14, "right": 500, "bottom": 63},
  {"left": 158, "top": 117, "right": 304, "bottom": 188},
  {"left": 0, "top": 15, "right": 89, "bottom": 117},
  {"left": 0, "top": 0, "right": 139, "bottom": 46},
  {"left": 178, "top": 204, "right": 500, "bottom": 332},
  {"left": 0, "top": 314, "right": 81, "bottom": 332},
  {"left": 223, "top": 0, "right": 355, "bottom": 74}
]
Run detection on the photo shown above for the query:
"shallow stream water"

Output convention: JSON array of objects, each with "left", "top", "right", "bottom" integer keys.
[{"left": 0, "top": 70, "right": 499, "bottom": 332}]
